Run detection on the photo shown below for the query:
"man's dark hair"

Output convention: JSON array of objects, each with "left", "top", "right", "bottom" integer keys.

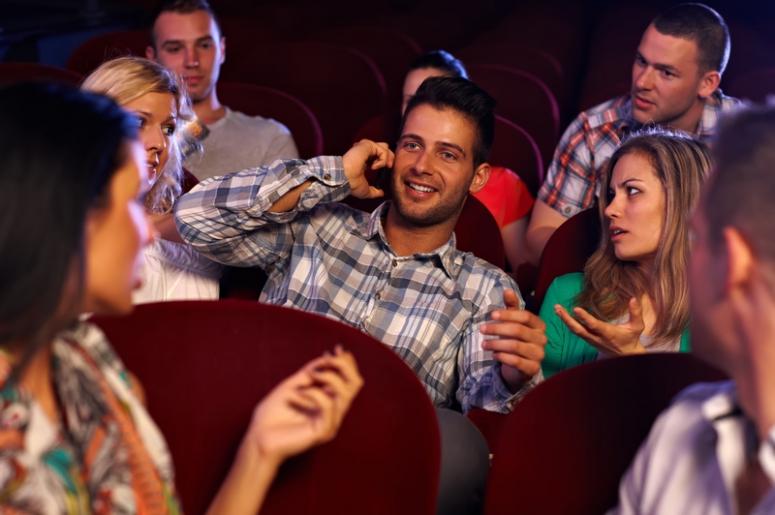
[
  {"left": 401, "top": 77, "right": 495, "bottom": 168},
  {"left": 652, "top": 3, "right": 730, "bottom": 74},
  {"left": 705, "top": 107, "right": 775, "bottom": 264},
  {"left": 0, "top": 82, "right": 137, "bottom": 351},
  {"left": 408, "top": 50, "right": 468, "bottom": 79},
  {"left": 150, "top": 0, "right": 223, "bottom": 48}
]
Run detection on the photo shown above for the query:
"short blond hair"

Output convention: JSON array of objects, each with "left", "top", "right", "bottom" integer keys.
[{"left": 82, "top": 56, "right": 193, "bottom": 213}]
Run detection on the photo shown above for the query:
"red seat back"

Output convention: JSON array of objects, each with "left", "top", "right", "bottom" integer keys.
[
  {"left": 457, "top": 43, "right": 566, "bottom": 107},
  {"left": 217, "top": 81, "right": 324, "bottom": 158},
  {"left": 468, "top": 64, "right": 560, "bottom": 164},
  {"left": 92, "top": 300, "right": 439, "bottom": 515},
  {"left": 533, "top": 208, "right": 599, "bottom": 309},
  {"left": 222, "top": 41, "right": 387, "bottom": 155},
  {"left": 491, "top": 115, "right": 544, "bottom": 196},
  {"left": 312, "top": 26, "right": 422, "bottom": 109},
  {"left": 0, "top": 62, "right": 83, "bottom": 86},
  {"left": 66, "top": 29, "right": 150, "bottom": 75},
  {"left": 455, "top": 195, "right": 507, "bottom": 269},
  {"left": 485, "top": 353, "right": 726, "bottom": 515}
]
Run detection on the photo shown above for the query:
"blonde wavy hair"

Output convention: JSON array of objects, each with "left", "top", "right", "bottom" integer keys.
[
  {"left": 82, "top": 56, "right": 195, "bottom": 213},
  {"left": 576, "top": 128, "right": 711, "bottom": 344}
]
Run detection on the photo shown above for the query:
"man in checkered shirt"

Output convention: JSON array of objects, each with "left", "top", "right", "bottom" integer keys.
[
  {"left": 176, "top": 77, "right": 547, "bottom": 415},
  {"left": 525, "top": 3, "right": 740, "bottom": 264}
]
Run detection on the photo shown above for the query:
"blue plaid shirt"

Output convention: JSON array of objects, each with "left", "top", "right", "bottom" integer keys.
[{"left": 175, "top": 156, "right": 534, "bottom": 412}]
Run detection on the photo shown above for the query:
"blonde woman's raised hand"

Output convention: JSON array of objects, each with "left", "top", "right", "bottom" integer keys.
[{"left": 554, "top": 297, "right": 646, "bottom": 356}]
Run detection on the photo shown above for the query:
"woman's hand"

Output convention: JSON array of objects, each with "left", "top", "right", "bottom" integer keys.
[
  {"left": 554, "top": 297, "right": 646, "bottom": 356},
  {"left": 244, "top": 346, "right": 364, "bottom": 469},
  {"left": 207, "top": 348, "right": 363, "bottom": 515}
]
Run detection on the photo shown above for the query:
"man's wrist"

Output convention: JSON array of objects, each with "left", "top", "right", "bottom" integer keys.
[{"left": 500, "top": 364, "right": 530, "bottom": 393}]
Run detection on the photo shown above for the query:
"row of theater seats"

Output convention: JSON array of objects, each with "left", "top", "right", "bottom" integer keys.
[
  {"left": 60, "top": 26, "right": 555, "bottom": 190},
  {"left": 4, "top": 58, "right": 772, "bottom": 309},
  {"left": 4, "top": 1, "right": 774, "bottom": 304},
  {"left": 92, "top": 299, "right": 726, "bottom": 515}
]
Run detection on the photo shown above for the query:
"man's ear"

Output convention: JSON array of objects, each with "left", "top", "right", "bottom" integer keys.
[
  {"left": 698, "top": 69, "right": 721, "bottom": 99},
  {"left": 145, "top": 45, "right": 156, "bottom": 60},
  {"left": 724, "top": 226, "right": 755, "bottom": 292},
  {"left": 469, "top": 163, "right": 491, "bottom": 194},
  {"left": 219, "top": 36, "right": 226, "bottom": 65}
]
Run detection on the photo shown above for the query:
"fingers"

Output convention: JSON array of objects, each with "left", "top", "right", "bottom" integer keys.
[
  {"left": 366, "top": 186, "right": 385, "bottom": 199},
  {"left": 481, "top": 305, "right": 547, "bottom": 377},
  {"left": 627, "top": 297, "right": 645, "bottom": 331},
  {"left": 293, "top": 383, "right": 339, "bottom": 441},
  {"left": 571, "top": 306, "right": 608, "bottom": 336},
  {"left": 502, "top": 288, "right": 521, "bottom": 310},
  {"left": 554, "top": 304, "right": 600, "bottom": 344},
  {"left": 480, "top": 317, "right": 547, "bottom": 346},
  {"left": 298, "top": 347, "right": 363, "bottom": 414},
  {"left": 482, "top": 335, "right": 545, "bottom": 377},
  {"left": 369, "top": 141, "right": 394, "bottom": 169},
  {"left": 493, "top": 351, "right": 543, "bottom": 377},
  {"left": 489, "top": 306, "right": 546, "bottom": 331},
  {"left": 484, "top": 338, "right": 545, "bottom": 363}
]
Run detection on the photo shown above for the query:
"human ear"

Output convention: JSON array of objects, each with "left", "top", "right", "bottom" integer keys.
[
  {"left": 698, "top": 70, "right": 721, "bottom": 99},
  {"left": 724, "top": 226, "right": 755, "bottom": 292},
  {"left": 469, "top": 163, "right": 491, "bottom": 194}
]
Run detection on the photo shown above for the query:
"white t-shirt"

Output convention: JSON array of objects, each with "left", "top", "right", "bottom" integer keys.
[
  {"left": 133, "top": 239, "right": 221, "bottom": 304},
  {"left": 612, "top": 380, "right": 775, "bottom": 515},
  {"left": 184, "top": 108, "right": 299, "bottom": 180}
]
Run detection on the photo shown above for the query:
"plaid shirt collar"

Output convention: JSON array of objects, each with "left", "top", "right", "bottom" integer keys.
[
  {"left": 607, "top": 90, "right": 730, "bottom": 137},
  {"left": 355, "top": 201, "right": 462, "bottom": 279}
]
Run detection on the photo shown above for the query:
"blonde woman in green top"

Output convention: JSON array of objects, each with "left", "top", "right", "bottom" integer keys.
[{"left": 540, "top": 129, "right": 710, "bottom": 378}]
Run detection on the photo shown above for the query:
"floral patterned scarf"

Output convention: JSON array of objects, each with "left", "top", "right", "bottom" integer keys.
[{"left": 0, "top": 323, "right": 180, "bottom": 514}]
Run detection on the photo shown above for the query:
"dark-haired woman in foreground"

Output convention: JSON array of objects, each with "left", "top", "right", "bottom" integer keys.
[
  {"left": 0, "top": 83, "right": 361, "bottom": 513},
  {"left": 540, "top": 129, "right": 710, "bottom": 378}
]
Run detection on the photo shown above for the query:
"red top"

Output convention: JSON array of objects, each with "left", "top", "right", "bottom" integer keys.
[{"left": 473, "top": 167, "right": 534, "bottom": 228}]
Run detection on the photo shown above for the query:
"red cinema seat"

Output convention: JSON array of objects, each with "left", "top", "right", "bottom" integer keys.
[
  {"left": 217, "top": 81, "right": 324, "bottom": 158},
  {"left": 92, "top": 300, "right": 440, "bottom": 515},
  {"left": 456, "top": 43, "right": 566, "bottom": 107},
  {"left": 532, "top": 208, "right": 599, "bottom": 310},
  {"left": 485, "top": 353, "right": 726, "bottom": 515},
  {"left": 472, "top": 1, "right": 589, "bottom": 95},
  {"left": 491, "top": 115, "right": 544, "bottom": 197},
  {"left": 468, "top": 64, "right": 560, "bottom": 164},
  {"left": 0, "top": 62, "right": 83, "bottom": 86},
  {"left": 66, "top": 29, "right": 150, "bottom": 75},
  {"left": 312, "top": 26, "right": 422, "bottom": 109},
  {"left": 221, "top": 41, "right": 387, "bottom": 155},
  {"left": 454, "top": 195, "right": 507, "bottom": 270}
]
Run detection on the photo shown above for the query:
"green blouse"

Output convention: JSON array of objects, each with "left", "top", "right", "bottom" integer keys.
[{"left": 539, "top": 273, "right": 691, "bottom": 379}]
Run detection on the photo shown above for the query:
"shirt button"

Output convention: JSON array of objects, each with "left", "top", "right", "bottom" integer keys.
[
  {"left": 563, "top": 207, "right": 572, "bottom": 214},
  {"left": 323, "top": 173, "right": 332, "bottom": 181},
  {"left": 375, "top": 292, "right": 381, "bottom": 300},
  {"left": 392, "top": 260, "right": 398, "bottom": 268}
]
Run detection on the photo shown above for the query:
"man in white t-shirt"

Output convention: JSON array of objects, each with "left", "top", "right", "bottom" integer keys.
[
  {"left": 613, "top": 106, "right": 775, "bottom": 514},
  {"left": 146, "top": 0, "right": 299, "bottom": 180}
]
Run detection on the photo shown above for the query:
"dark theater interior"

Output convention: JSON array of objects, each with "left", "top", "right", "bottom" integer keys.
[{"left": 2, "top": 0, "right": 775, "bottom": 513}]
